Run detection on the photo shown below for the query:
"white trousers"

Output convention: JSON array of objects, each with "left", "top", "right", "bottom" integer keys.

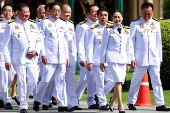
[
  {"left": 32, "top": 65, "right": 40, "bottom": 98},
  {"left": 65, "top": 65, "right": 78, "bottom": 109},
  {"left": 128, "top": 65, "right": 164, "bottom": 107},
  {"left": 0, "top": 62, "right": 15, "bottom": 104},
  {"left": 36, "top": 64, "right": 67, "bottom": 107},
  {"left": 104, "top": 66, "right": 114, "bottom": 95},
  {"left": 14, "top": 64, "right": 38, "bottom": 110},
  {"left": 76, "top": 65, "right": 96, "bottom": 106},
  {"left": 93, "top": 65, "right": 107, "bottom": 107}
]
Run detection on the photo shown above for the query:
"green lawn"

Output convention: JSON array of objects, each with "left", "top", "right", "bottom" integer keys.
[
  {"left": 8, "top": 68, "right": 170, "bottom": 106},
  {"left": 75, "top": 68, "right": 170, "bottom": 106}
]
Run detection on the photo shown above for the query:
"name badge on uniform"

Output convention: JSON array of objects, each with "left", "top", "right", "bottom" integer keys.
[
  {"left": 15, "top": 25, "right": 19, "bottom": 29},
  {"left": 69, "top": 28, "right": 73, "bottom": 31},
  {"left": 1, "top": 24, "right": 5, "bottom": 29},
  {"left": 30, "top": 24, "right": 36, "bottom": 29},
  {"left": 60, "top": 27, "right": 65, "bottom": 29},
  {"left": 109, "top": 30, "right": 114, "bottom": 34},
  {"left": 48, "top": 23, "right": 52, "bottom": 27},
  {"left": 98, "top": 31, "right": 102, "bottom": 35},
  {"left": 124, "top": 29, "right": 129, "bottom": 34},
  {"left": 18, "top": 34, "right": 20, "bottom": 38},
  {"left": 87, "top": 26, "right": 90, "bottom": 31}
]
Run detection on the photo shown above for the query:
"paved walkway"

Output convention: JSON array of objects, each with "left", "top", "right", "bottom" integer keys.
[{"left": 0, "top": 98, "right": 169, "bottom": 113}]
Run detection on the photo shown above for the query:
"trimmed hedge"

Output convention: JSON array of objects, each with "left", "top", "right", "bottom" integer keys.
[
  {"left": 162, "top": 0, "right": 170, "bottom": 19},
  {"left": 160, "top": 19, "right": 170, "bottom": 90}
]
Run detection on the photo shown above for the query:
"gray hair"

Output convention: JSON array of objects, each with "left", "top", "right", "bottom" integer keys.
[{"left": 37, "top": 5, "right": 45, "bottom": 11}]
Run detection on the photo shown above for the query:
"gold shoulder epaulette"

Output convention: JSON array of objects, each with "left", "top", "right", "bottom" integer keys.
[
  {"left": 38, "top": 19, "right": 42, "bottom": 22},
  {"left": 152, "top": 17, "right": 159, "bottom": 22},
  {"left": 90, "top": 24, "right": 98, "bottom": 29},
  {"left": 78, "top": 20, "right": 87, "bottom": 25},
  {"left": 123, "top": 26, "right": 129, "bottom": 29},
  {"left": 132, "top": 18, "right": 140, "bottom": 22},
  {"left": 29, "top": 19, "right": 36, "bottom": 23},
  {"left": 68, "top": 20, "right": 74, "bottom": 24},
  {"left": 8, "top": 19, "right": 15, "bottom": 24},
  {"left": 60, "top": 17, "right": 65, "bottom": 22},
  {"left": 0, "top": 18, "right": 3, "bottom": 21},
  {"left": 107, "top": 21, "right": 114, "bottom": 24},
  {"left": 106, "top": 25, "right": 113, "bottom": 28},
  {"left": 43, "top": 17, "right": 49, "bottom": 20}
]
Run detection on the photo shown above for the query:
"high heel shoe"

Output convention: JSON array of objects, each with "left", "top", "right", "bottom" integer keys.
[
  {"left": 109, "top": 106, "right": 114, "bottom": 112},
  {"left": 119, "top": 110, "right": 125, "bottom": 113}
]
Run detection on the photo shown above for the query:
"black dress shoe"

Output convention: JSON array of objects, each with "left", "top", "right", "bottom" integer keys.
[
  {"left": 51, "top": 96, "right": 58, "bottom": 105},
  {"left": 42, "top": 105, "right": 48, "bottom": 110},
  {"left": 67, "top": 108, "right": 75, "bottom": 112},
  {"left": 156, "top": 105, "right": 170, "bottom": 111},
  {"left": 88, "top": 104, "right": 99, "bottom": 109},
  {"left": 0, "top": 99, "right": 4, "bottom": 108},
  {"left": 33, "top": 101, "right": 40, "bottom": 111},
  {"left": 128, "top": 104, "right": 136, "bottom": 110},
  {"left": 20, "top": 109, "right": 27, "bottom": 113},
  {"left": 49, "top": 103, "right": 52, "bottom": 107},
  {"left": 109, "top": 106, "right": 114, "bottom": 112},
  {"left": 99, "top": 105, "right": 109, "bottom": 110},
  {"left": 71, "top": 106, "right": 82, "bottom": 110},
  {"left": 13, "top": 96, "right": 20, "bottom": 106},
  {"left": 58, "top": 106, "right": 68, "bottom": 112},
  {"left": 4, "top": 103, "right": 13, "bottom": 109},
  {"left": 119, "top": 110, "right": 125, "bottom": 113}
]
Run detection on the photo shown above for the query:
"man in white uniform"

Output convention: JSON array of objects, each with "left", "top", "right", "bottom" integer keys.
[
  {"left": 128, "top": 2, "right": 170, "bottom": 111},
  {"left": 3, "top": 3, "right": 43, "bottom": 113},
  {"left": 86, "top": 6, "right": 111, "bottom": 110},
  {"left": 75, "top": 4, "right": 99, "bottom": 109},
  {"left": 33, "top": 2, "right": 69, "bottom": 112},
  {"left": 59, "top": 4, "right": 82, "bottom": 111},
  {"left": 0, "top": 3, "right": 15, "bottom": 109}
]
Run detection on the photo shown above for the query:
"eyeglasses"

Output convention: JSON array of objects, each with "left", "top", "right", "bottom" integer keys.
[{"left": 143, "top": 12, "right": 152, "bottom": 16}]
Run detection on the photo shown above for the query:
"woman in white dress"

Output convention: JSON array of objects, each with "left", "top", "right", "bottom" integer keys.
[{"left": 100, "top": 10, "right": 130, "bottom": 113}]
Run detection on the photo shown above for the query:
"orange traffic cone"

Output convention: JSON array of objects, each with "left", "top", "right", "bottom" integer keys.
[{"left": 135, "top": 72, "right": 155, "bottom": 106}]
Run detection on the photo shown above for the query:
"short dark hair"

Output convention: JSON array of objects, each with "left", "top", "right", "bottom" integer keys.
[
  {"left": 45, "top": 3, "right": 51, "bottom": 11},
  {"left": 97, "top": 6, "right": 109, "bottom": 15},
  {"left": 2, "top": 3, "right": 14, "bottom": 12},
  {"left": 141, "top": 2, "right": 154, "bottom": 10},
  {"left": 86, "top": 4, "right": 98, "bottom": 13},
  {"left": 16, "top": 3, "right": 29, "bottom": 12},
  {"left": 111, "top": 10, "right": 123, "bottom": 17},
  {"left": 49, "top": 2, "right": 61, "bottom": 10}
]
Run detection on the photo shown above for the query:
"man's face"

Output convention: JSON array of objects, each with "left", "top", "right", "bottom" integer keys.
[
  {"left": 141, "top": 6, "right": 153, "bottom": 22},
  {"left": 49, "top": 5, "right": 61, "bottom": 20},
  {"left": 37, "top": 6, "right": 45, "bottom": 19},
  {"left": 88, "top": 6, "right": 99, "bottom": 22},
  {"left": 61, "top": 6, "right": 71, "bottom": 21},
  {"left": 2, "top": 6, "right": 13, "bottom": 20},
  {"left": 98, "top": 11, "right": 108, "bottom": 25},
  {"left": 17, "top": 7, "right": 30, "bottom": 21}
]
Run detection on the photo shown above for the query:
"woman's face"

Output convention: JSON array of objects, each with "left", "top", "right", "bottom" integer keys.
[{"left": 111, "top": 12, "right": 123, "bottom": 27}]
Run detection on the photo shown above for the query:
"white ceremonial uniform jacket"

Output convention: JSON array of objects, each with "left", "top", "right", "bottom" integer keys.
[
  {"left": 76, "top": 19, "right": 98, "bottom": 62},
  {"left": 100, "top": 24, "right": 131, "bottom": 64},
  {"left": 60, "top": 18, "right": 77, "bottom": 66},
  {"left": 40, "top": 16, "right": 69, "bottom": 64},
  {"left": 87, "top": 23, "right": 107, "bottom": 65},
  {"left": 130, "top": 17, "right": 162, "bottom": 66},
  {"left": 3, "top": 17, "right": 43, "bottom": 65},
  {"left": 0, "top": 18, "right": 10, "bottom": 62}
]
